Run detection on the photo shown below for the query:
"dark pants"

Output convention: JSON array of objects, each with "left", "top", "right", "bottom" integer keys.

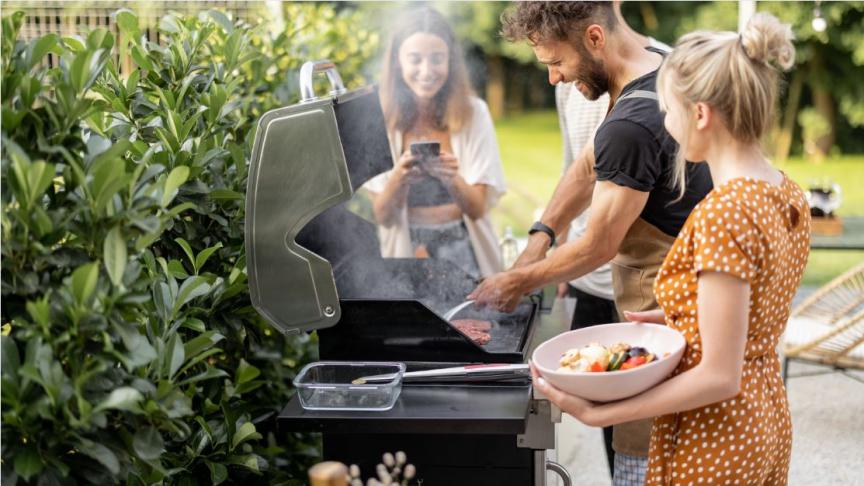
[{"left": 568, "top": 285, "right": 617, "bottom": 478}]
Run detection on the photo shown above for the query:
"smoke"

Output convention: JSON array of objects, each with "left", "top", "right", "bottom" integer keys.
[
  {"left": 293, "top": 86, "right": 481, "bottom": 316},
  {"left": 290, "top": 3, "right": 504, "bottom": 315}
]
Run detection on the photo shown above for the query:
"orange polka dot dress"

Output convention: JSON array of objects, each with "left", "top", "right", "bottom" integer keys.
[{"left": 645, "top": 175, "right": 811, "bottom": 485}]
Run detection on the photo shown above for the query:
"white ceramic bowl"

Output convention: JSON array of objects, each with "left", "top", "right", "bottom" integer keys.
[{"left": 532, "top": 323, "right": 686, "bottom": 402}]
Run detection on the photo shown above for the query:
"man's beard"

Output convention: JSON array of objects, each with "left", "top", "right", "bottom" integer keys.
[{"left": 576, "top": 55, "right": 609, "bottom": 101}]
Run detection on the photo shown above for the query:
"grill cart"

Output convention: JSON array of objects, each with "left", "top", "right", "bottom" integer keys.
[{"left": 245, "top": 60, "right": 572, "bottom": 485}]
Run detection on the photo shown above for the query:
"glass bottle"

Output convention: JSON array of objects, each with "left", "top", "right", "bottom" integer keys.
[{"left": 500, "top": 226, "right": 519, "bottom": 270}]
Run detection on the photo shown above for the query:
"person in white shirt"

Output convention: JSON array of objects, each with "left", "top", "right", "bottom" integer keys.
[{"left": 363, "top": 7, "right": 506, "bottom": 279}]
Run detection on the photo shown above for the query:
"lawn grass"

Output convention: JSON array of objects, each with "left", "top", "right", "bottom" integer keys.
[
  {"left": 492, "top": 110, "right": 565, "bottom": 233},
  {"left": 491, "top": 109, "right": 864, "bottom": 286}
]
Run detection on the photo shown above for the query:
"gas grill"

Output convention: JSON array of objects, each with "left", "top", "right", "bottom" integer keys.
[{"left": 245, "top": 60, "right": 572, "bottom": 485}]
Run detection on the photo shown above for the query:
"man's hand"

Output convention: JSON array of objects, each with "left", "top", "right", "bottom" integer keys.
[
  {"left": 557, "top": 281, "right": 569, "bottom": 299},
  {"left": 467, "top": 270, "right": 526, "bottom": 313},
  {"left": 623, "top": 309, "right": 666, "bottom": 324}
]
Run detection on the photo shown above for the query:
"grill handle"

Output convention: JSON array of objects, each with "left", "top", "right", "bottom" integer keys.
[
  {"left": 546, "top": 460, "right": 572, "bottom": 486},
  {"left": 300, "top": 60, "right": 347, "bottom": 102}
]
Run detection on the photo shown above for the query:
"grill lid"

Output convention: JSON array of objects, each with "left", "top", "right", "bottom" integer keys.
[{"left": 245, "top": 60, "right": 392, "bottom": 335}]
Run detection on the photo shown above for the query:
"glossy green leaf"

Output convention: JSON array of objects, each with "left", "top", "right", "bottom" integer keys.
[
  {"left": 89, "top": 138, "right": 130, "bottom": 171},
  {"left": 14, "top": 445, "right": 44, "bottom": 481},
  {"left": 206, "top": 461, "right": 228, "bottom": 485},
  {"left": 113, "top": 322, "right": 157, "bottom": 370},
  {"left": 2, "top": 106, "right": 27, "bottom": 131},
  {"left": 28, "top": 160, "right": 54, "bottom": 207},
  {"left": 159, "top": 15, "right": 181, "bottom": 34},
  {"left": 69, "top": 48, "right": 95, "bottom": 93},
  {"left": 174, "top": 238, "right": 195, "bottom": 269},
  {"left": 226, "top": 453, "right": 260, "bottom": 472},
  {"left": 61, "top": 35, "right": 85, "bottom": 52},
  {"left": 104, "top": 226, "right": 127, "bottom": 287},
  {"left": 90, "top": 156, "right": 127, "bottom": 214},
  {"left": 130, "top": 44, "right": 152, "bottom": 71},
  {"left": 231, "top": 422, "right": 261, "bottom": 451},
  {"left": 86, "top": 28, "right": 113, "bottom": 51},
  {"left": 166, "top": 259, "right": 190, "bottom": 279},
  {"left": 1, "top": 336, "right": 21, "bottom": 383},
  {"left": 132, "top": 427, "right": 165, "bottom": 460},
  {"left": 165, "top": 201, "right": 196, "bottom": 218},
  {"left": 27, "top": 33, "right": 58, "bottom": 70},
  {"left": 235, "top": 359, "right": 260, "bottom": 385},
  {"left": 32, "top": 206, "right": 53, "bottom": 237},
  {"left": 165, "top": 334, "right": 185, "bottom": 379},
  {"left": 25, "top": 293, "right": 51, "bottom": 329},
  {"left": 94, "top": 386, "right": 143, "bottom": 413},
  {"left": 177, "top": 348, "right": 223, "bottom": 378},
  {"left": 125, "top": 67, "right": 140, "bottom": 94},
  {"left": 70, "top": 262, "right": 99, "bottom": 306},
  {"left": 179, "top": 367, "right": 228, "bottom": 386},
  {"left": 208, "top": 189, "right": 243, "bottom": 201},
  {"left": 204, "top": 10, "right": 233, "bottom": 33},
  {"left": 180, "top": 318, "right": 206, "bottom": 333},
  {"left": 183, "top": 331, "right": 224, "bottom": 360},
  {"left": 194, "top": 242, "right": 223, "bottom": 274},
  {"left": 78, "top": 440, "right": 119, "bottom": 475},
  {"left": 161, "top": 166, "right": 189, "bottom": 207},
  {"left": 116, "top": 9, "right": 141, "bottom": 40},
  {"left": 173, "top": 276, "right": 211, "bottom": 314},
  {"left": 135, "top": 228, "right": 164, "bottom": 252}
]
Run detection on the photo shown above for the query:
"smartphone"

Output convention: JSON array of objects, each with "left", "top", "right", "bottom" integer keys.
[{"left": 409, "top": 141, "right": 441, "bottom": 167}]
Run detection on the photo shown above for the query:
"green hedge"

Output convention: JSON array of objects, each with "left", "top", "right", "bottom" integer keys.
[{"left": 1, "top": 6, "right": 377, "bottom": 485}]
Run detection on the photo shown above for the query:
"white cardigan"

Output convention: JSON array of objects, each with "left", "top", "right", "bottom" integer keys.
[{"left": 363, "top": 96, "right": 506, "bottom": 277}]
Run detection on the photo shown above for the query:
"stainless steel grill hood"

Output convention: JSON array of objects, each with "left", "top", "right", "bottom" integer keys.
[{"left": 245, "top": 60, "right": 392, "bottom": 335}]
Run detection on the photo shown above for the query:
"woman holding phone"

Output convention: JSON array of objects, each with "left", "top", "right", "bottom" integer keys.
[
  {"left": 363, "top": 7, "right": 506, "bottom": 279},
  {"left": 531, "top": 13, "right": 809, "bottom": 485}
]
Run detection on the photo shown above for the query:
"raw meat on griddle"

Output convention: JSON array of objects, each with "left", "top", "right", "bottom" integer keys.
[
  {"left": 451, "top": 319, "right": 493, "bottom": 345},
  {"left": 451, "top": 319, "right": 492, "bottom": 332}
]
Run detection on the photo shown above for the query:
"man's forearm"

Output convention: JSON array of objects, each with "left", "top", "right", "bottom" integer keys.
[
  {"left": 540, "top": 152, "right": 596, "bottom": 235},
  {"left": 515, "top": 233, "right": 614, "bottom": 293},
  {"left": 514, "top": 155, "right": 595, "bottom": 269}
]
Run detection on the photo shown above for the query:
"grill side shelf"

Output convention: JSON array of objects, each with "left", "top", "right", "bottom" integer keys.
[{"left": 278, "top": 383, "right": 532, "bottom": 435}]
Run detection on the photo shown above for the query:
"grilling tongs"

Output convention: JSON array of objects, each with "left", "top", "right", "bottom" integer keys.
[{"left": 352, "top": 363, "right": 530, "bottom": 385}]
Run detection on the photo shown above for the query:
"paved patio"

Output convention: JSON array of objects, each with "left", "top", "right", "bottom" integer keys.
[
  {"left": 553, "top": 361, "right": 864, "bottom": 485},
  {"left": 550, "top": 289, "right": 864, "bottom": 485}
]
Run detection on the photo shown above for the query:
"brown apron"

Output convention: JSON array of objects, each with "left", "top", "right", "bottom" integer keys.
[{"left": 610, "top": 217, "right": 676, "bottom": 457}]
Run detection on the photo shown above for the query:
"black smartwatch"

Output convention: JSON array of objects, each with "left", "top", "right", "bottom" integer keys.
[{"left": 528, "top": 221, "right": 556, "bottom": 247}]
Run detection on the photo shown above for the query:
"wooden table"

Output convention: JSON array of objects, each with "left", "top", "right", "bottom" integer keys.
[{"left": 810, "top": 216, "right": 864, "bottom": 251}]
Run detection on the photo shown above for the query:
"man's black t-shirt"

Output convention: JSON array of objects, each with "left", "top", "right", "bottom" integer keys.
[{"left": 594, "top": 68, "right": 713, "bottom": 237}]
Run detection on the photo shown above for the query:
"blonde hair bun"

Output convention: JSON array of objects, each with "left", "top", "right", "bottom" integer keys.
[{"left": 740, "top": 12, "right": 795, "bottom": 71}]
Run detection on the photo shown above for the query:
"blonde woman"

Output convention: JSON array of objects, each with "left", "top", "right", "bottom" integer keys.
[
  {"left": 531, "top": 13, "right": 810, "bottom": 485},
  {"left": 363, "top": 7, "right": 506, "bottom": 279}
]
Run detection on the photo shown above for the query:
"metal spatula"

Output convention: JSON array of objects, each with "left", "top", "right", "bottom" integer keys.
[{"left": 442, "top": 300, "right": 476, "bottom": 321}]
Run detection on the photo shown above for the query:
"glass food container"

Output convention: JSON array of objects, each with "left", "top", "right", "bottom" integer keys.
[{"left": 293, "top": 361, "right": 406, "bottom": 411}]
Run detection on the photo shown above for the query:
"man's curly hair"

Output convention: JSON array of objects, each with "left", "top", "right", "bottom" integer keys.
[{"left": 501, "top": 1, "right": 616, "bottom": 45}]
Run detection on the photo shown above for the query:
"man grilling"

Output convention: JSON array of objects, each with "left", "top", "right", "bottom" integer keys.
[{"left": 467, "top": 2, "right": 712, "bottom": 483}]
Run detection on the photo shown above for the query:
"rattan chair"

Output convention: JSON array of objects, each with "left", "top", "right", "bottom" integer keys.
[{"left": 782, "top": 262, "right": 864, "bottom": 384}]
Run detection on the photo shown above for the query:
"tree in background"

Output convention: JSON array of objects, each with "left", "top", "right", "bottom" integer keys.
[
  {"left": 435, "top": 1, "right": 538, "bottom": 118},
  {"left": 623, "top": 1, "right": 864, "bottom": 160}
]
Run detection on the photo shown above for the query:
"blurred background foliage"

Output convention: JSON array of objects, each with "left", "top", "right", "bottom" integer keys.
[
  {"left": 352, "top": 1, "right": 864, "bottom": 159},
  {"left": 1, "top": 3, "right": 377, "bottom": 484}
]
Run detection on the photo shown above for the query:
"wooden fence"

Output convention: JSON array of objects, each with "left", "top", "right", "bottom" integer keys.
[{"left": 4, "top": 1, "right": 270, "bottom": 74}]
